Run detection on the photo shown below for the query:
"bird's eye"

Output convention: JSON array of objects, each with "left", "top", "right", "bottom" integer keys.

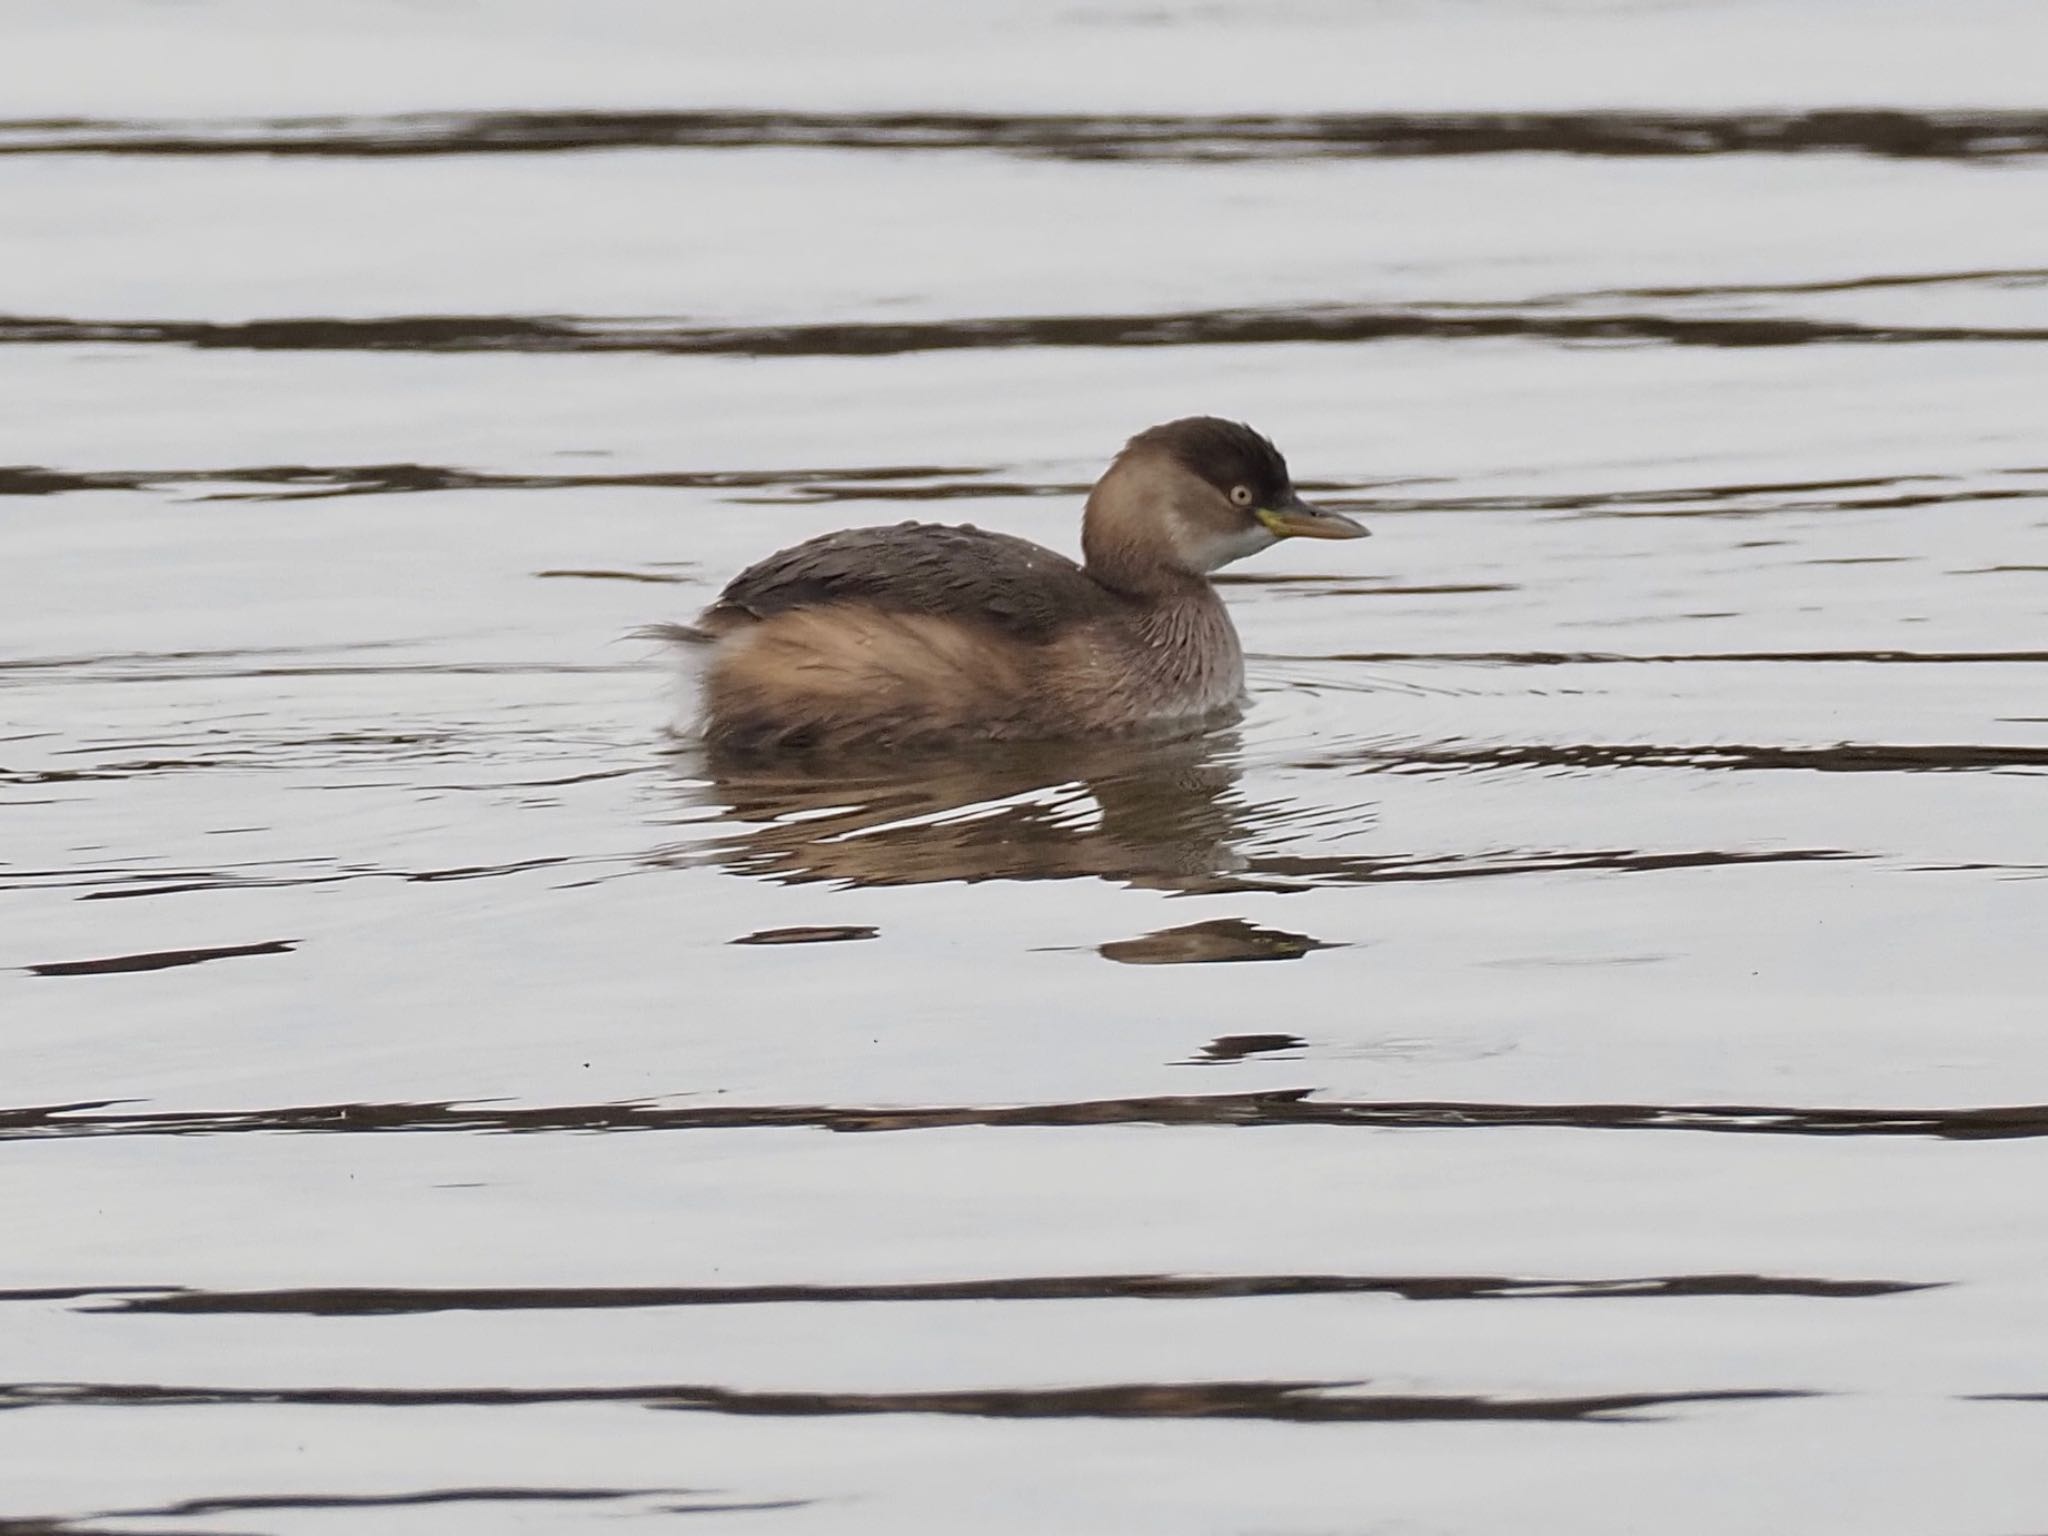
[{"left": 1229, "top": 484, "right": 1254, "bottom": 507}]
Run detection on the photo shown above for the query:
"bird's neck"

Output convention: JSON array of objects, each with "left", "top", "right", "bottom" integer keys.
[{"left": 1120, "top": 580, "right": 1245, "bottom": 707}]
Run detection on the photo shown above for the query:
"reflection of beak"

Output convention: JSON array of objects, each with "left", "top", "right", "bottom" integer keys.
[{"left": 1256, "top": 492, "right": 1371, "bottom": 540}]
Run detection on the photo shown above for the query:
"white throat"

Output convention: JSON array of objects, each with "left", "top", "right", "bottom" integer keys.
[{"left": 1176, "top": 519, "right": 1276, "bottom": 574}]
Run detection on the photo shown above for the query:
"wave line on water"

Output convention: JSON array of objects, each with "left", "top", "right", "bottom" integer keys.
[
  {"left": 8, "top": 1091, "right": 2048, "bottom": 1142},
  {"left": 1271, "top": 649, "right": 2048, "bottom": 666},
  {"left": 0, "top": 460, "right": 982, "bottom": 501},
  {"left": 0, "top": 1377, "right": 1802, "bottom": 1423},
  {"left": 8, "top": 1486, "right": 806, "bottom": 1533},
  {"left": 56, "top": 1272, "right": 1934, "bottom": 1316},
  {"left": 7, "top": 306, "right": 2048, "bottom": 359},
  {"left": 109, "top": 1487, "right": 743, "bottom": 1516},
  {"left": 3, "top": 108, "right": 2046, "bottom": 161},
  {"left": 23, "top": 940, "right": 296, "bottom": 977},
  {"left": 1320, "top": 740, "right": 2048, "bottom": 775},
  {"left": 9, "top": 461, "right": 2044, "bottom": 531}
]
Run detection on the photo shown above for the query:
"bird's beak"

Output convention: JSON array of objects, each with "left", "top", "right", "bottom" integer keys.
[{"left": 1256, "top": 491, "right": 1370, "bottom": 541}]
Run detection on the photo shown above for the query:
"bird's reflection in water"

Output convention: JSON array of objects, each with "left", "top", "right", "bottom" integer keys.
[
  {"left": 650, "top": 729, "right": 1835, "bottom": 895},
  {"left": 653, "top": 729, "right": 1262, "bottom": 891}
]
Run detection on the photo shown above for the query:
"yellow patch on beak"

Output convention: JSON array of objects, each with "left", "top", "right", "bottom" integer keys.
[{"left": 1256, "top": 503, "right": 1371, "bottom": 540}]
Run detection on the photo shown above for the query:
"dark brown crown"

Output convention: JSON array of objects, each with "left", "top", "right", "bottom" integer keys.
[{"left": 1125, "top": 417, "right": 1292, "bottom": 504}]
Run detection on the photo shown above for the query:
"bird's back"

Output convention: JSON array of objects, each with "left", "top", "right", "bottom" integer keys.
[{"left": 698, "top": 521, "right": 1119, "bottom": 642}]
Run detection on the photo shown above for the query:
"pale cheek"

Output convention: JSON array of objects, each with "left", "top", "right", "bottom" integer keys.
[{"left": 1181, "top": 523, "right": 1277, "bottom": 572}]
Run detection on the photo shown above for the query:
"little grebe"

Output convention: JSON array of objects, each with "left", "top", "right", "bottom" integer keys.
[{"left": 657, "top": 417, "right": 1367, "bottom": 753}]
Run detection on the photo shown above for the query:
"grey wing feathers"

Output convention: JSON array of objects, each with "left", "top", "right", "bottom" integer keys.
[{"left": 701, "top": 522, "right": 1115, "bottom": 641}]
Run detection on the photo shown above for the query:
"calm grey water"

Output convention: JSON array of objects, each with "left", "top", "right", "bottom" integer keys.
[{"left": 5, "top": 2, "right": 2048, "bottom": 1531}]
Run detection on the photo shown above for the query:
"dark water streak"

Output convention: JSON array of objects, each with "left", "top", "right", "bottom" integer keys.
[
  {"left": 1096, "top": 917, "right": 1335, "bottom": 964},
  {"left": 1333, "top": 741, "right": 2048, "bottom": 774},
  {"left": 5, "top": 108, "right": 2047, "bottom": 161},
  {"left": 0, "top": 1378, "right": 1799, "bottom": 1423},
  {"left": 58, "top": 1272, "right": 1933, "bottom": 1316},
  {"left": 112, "top": 1490, "right": 688, "bottom": 1513},
  {"left": 10, "top": 1090, "right": 2048, "bottom": 1141},
  {"left": 12, "top": 461, "right": 2042, "bottom": 516},
  {"left": 0, "top": 1488, "right": 803, "bottom": 1536},
  {"left": 7, "top": 305, "right": 2047, "bottom": 359},
  {"left": 1189, "top": 1032, "right": 1310, "bottom": 1063},
  {"left": 25, "top": 941, "right": 296, "bottom": 977},
  {"left": 1288, "top": 649, "right": 2048, "bottom": 665},
  {"left": 0, "top": 461, "right": 976, "bottom": 501}
]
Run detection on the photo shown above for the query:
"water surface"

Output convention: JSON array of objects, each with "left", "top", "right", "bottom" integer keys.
[{"left": 5, "top": 2, "right": 2048, "bottom": 1532}]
